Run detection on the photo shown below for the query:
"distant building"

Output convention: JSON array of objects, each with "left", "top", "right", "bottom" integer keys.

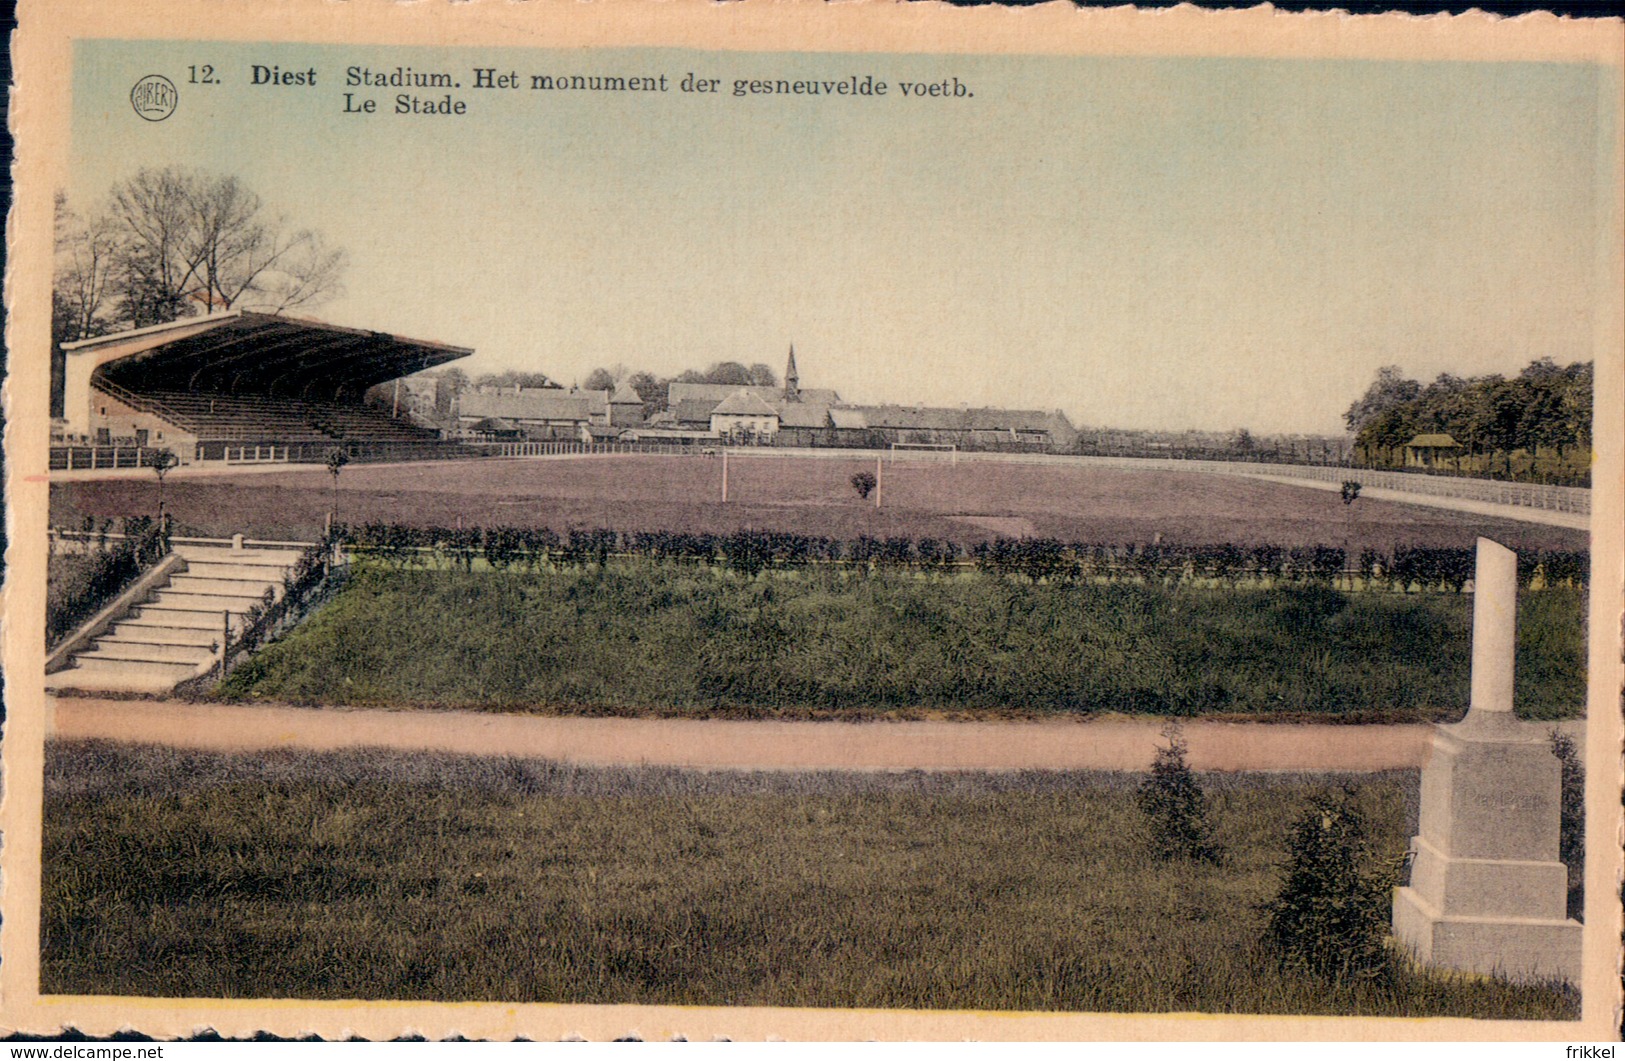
[
  {"left": 1404, "top": 433, "right": 1462, "bottom": 470},
  {"left": 608, "top": 380, "right": 646, "bottom": 428},
  {"left": 835, "top": 405, "right": 1078, "bottom": 451},
  {"left": 459, "top": 345, "right": 1080, "bottom": 453},
  {"left": 456, "top": 386, "right": 610, "bottom": 440},
  {"left": 710, "top": 389, "right": 782, "bottom": 442},
  {"left": 665, "top": 398, "right": 726, "bottom": 429},
  {"left": 660, "top": 345, "right": 848, "bottom": 444},
  {"left": 618, "top": 425, "right": 718, "bottom": 446}
]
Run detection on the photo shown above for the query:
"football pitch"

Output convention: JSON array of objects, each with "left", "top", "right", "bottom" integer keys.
[{"left": 51, "top": 452, "right": 1588, "bottom": 554}]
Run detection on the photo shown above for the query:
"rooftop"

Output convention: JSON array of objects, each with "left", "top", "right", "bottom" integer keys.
[{"left": 74, "top": 311, "right": 473, "bottom": 403}]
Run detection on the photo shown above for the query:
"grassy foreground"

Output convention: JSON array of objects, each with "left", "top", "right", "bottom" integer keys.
[
  {"left": 41, "top": 741, "right": 1576, "bottom": 1018},
  {"left": 217, "top": 564, "right": 1586, "bottom": 721}
]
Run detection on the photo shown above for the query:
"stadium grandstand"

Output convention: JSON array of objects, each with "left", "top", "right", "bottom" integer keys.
[{"left": 54, "top": 311, "right": 475, "bottom": 466}]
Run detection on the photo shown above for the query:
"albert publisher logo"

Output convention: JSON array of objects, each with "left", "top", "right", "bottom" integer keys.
[{"left": 130, "top": 74, "right": 177, "bottom": 121}]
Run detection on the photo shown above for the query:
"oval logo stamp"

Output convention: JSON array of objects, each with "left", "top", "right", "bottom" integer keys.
[{"left": 130, "top": 74, "right": 177, "bottom": 121}]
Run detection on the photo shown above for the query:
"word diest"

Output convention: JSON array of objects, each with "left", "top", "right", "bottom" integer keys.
[{"left": 251, "top": 64, "right": 315, "bottom": 86}]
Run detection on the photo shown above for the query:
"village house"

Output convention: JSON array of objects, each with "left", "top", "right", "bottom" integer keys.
[
  {"left": 456, "top": 346, "right": 1079, "bottom": 453},
  {"left": 1404, "top": 432, "right": 1463, "bottom": 470},
  {"left": 709, "top": 390, "right": 783, "bottom": 442},
  {"left": 455, "top": 386, "right": 610, "bottom": 441},
  {"left": 833, "top": 404, "right": 1079, "bottom": 452}
]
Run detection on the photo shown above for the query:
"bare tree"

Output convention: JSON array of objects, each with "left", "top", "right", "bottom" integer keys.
[
  {"left": 53, "top": 193, "right": 120, "bottom": 344},
  {"left": 107, "top": 167, "right": 199, "bottom": 318},
  {"left": 183, "top": 173, "right": 346, "bottom": 311},
  {"left": 53, "top": 193, "right": 122, "bottom": 415},
  {"left": 90, "top": 167, "right": 347, "bottom": 325}
]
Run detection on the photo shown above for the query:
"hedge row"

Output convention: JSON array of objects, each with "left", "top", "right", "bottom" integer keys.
[
  {"left": 47, "top": 517, "right": 170, "bottom": 646},
  {"left": 226, "top": 538, "right": 341, "bottom": 663},
  {"left": 339, "top": 523, "right": 1588, "bottom": 591}
]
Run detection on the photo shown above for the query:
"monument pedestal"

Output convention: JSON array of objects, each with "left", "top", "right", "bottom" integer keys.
[{"left": 1392, "top": 711, "right": 1581, "bottom": 982}]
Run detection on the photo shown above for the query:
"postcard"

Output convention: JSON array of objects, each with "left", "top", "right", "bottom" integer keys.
[{"left": 4, "top": 0, "right": 1623, "bottom": 1042}]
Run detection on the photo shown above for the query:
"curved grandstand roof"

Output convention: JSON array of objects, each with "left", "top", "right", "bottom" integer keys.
[{"left": 66, "top": 311, "right": 474, "bottom": 402}]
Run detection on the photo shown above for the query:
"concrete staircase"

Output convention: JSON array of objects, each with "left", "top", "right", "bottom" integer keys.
[{"left": 46, "top": 541, "right": 307, "bottom": 695}]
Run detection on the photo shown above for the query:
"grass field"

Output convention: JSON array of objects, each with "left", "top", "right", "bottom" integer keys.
[
  {"left": 51, "top": 454, "right": 1586, "bottom": 553},
  {"left": 40, "top": 740, "right": 1577, "bottom": 1018},
  {"left": 217, "top": 564, "right": 1585, "bottom": 722}
]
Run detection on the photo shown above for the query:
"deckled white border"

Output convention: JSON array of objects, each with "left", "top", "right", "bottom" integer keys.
[{"left": 4, "top": 0, "right": 1621, "bottom": 1040}]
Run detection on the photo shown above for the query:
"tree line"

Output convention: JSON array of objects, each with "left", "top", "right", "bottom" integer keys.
[
  {"left": 52, "top": 167, "right": 347, "bottom": 415},
  {"left": 1344, "top": 359, "right": 1592, "bottom": 484},
  {"left": 584, "top": 360, "right": 780, "bottom": 409}
]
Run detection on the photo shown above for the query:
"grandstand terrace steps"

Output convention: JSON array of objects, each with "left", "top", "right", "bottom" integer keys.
[
  {"left": 45, "top": 541, "right": 306, "bottom": 696},
  {"left": 124, "top": 388, "right": 439, "bottom": 446}
]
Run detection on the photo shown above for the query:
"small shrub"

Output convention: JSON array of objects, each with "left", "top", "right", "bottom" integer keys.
[
  {"left": 1550, "top": 729, "right": 1585, "bottom": 920},
  {"left": 1341, "top": 480, "right": 1362, "bottom": 505},
  {"left": 1136, "top": 724, "right": 1222, "bottom": 863},
  {"left": 850, "top": 471, "right": 877, "bottom": 500},
  {"left": 1263, "top": 789, "right": 1398, "bottom": 981}
]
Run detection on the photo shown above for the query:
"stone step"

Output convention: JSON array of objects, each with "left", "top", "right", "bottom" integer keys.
[
  {"left": 153, "top": 589, "right": 276, "bottom": 611},
  {"left": 98, "top": 624, "right": 220, "bottom": 647},
  {"left": 84, "top": 639, "right": 217, "bottom": 665},
  {"left": 48, "top": 539, "right": 311, "bottom": 696},
  {"left": 127, "top": 605, "right": 245, "bottom": 629},
  {"left": 173, "top": 546, "right": 306, "bottom": 567},
  {"left": 167, "top": 574, "right": 284, "bottom": 597},
  {"left": 44, "top": 656, "right": 203, "bottom": 695},
  {"left": 183, "top": 559, "right": 299, "bottom": 580}
]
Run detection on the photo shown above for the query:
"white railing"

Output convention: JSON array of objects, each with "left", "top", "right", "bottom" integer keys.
[
  {"left": 50, "top": 445, "right": 166, "bottom": 471},
  {"left": 709, "top": 448, "right": 1592, "bottom": 516}
]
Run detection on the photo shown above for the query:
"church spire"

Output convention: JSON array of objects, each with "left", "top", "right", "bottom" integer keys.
[{"left": 783, "top": 343, "right": 801, "bottom": 402}]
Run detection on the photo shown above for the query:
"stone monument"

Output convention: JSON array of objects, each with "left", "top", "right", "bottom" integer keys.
[{"left": 1391, "top": 537, "right": 1582, "bottom": 982}]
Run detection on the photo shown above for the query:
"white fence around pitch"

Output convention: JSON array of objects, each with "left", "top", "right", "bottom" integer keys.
[
  {"left": 472, "top": 441, "right": 716, "bottom": 458},
  {"left": 708, "top": 447, "right": 1592, "bottom": 517},
  {"left": 1242, "top": 463, "right": 1589, "bottom": 516},
  {"left": 1043, "top": 456, "right": 1591, "bottom": 517}
]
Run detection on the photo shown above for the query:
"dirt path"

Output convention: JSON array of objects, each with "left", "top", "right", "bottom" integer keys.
[
  {"left": 1237, "top": 472, "right": 1588, "bottom": 530},
  {"left": 48, "top": 696, "right": 1445, "bottom": 772}
]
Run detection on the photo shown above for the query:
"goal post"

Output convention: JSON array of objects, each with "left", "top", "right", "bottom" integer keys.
[{"left": 887, "top": 441, "right": 959, "bottom": 465}]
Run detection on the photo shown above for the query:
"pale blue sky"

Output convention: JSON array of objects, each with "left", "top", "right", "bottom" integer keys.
[{"left": 70, "top": 41, "right": 1613, "bottom": 433}]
